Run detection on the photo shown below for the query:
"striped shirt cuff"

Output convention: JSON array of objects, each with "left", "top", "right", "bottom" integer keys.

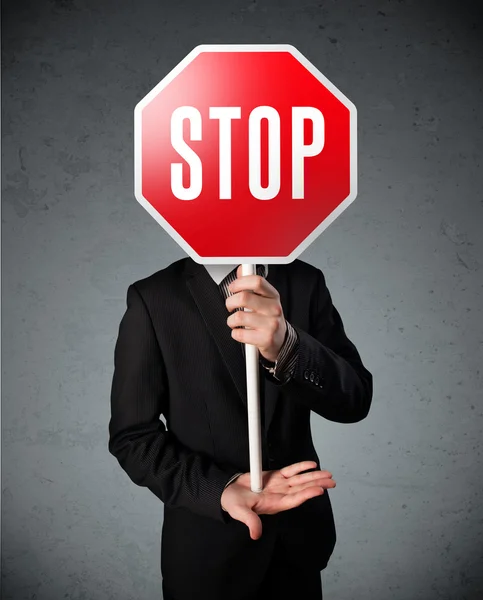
[
  {"left": 223, "top": 472, "right": 243, "bottom": 490},
  {"left": 271, "top": 320, "right": 299, "bottom": 382}
]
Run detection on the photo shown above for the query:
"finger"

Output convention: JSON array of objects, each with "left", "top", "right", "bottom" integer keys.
[
  {"left": 231, "top": 327, "right": 269, "bottom": 347},
  {"left": 232, "top": 506, "right": 263, "bottom": 541},
  {"left": 279, "top": 486, "right": 325, "bottom": 511},
  {"left": 288, "top": 478, "right": 336, "bottom": 494},
  {"left": 227, "top": 310, "right": 267, "bottom": 331},
  {"left": 228, "top": 274, "right": 279, "bottom": 299},
  {"left": 285, "top": 470, "right": 334, "bottom": 487},
  {"left": 279, "top": 461, "right": 318, "bottom": 479},
  {"left": 226, "top": 290, "right": 278, "bottom": 315}
]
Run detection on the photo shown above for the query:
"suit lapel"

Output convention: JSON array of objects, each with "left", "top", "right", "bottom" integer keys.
[
  {"left": 184, "top": 258, "right": 288, "bottom": 433},
  {"left": 185, "top": 259, "right": 248, "bottom": 407}
]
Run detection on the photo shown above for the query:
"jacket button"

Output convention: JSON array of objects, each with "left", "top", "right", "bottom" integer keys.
[
  {"left": 310, "top": 372, "right": 315, "bottom": 382},
  {"left": 303, "top": 370, "right": 309, "bottom": 380}
]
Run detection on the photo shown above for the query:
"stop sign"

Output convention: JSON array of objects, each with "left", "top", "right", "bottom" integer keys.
[{"left": 134, "top": 44, "right": 356, "bottom": 264}]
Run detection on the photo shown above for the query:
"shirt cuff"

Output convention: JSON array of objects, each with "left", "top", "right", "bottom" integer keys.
[{"left": 259, "top": 320, "right": 300, "bottom": 383}]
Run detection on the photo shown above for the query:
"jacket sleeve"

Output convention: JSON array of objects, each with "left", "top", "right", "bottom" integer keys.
[
  {"left": 262, "top": 268, "right": 373, "bottom": 423},
  {"left": 108, "top": 283, "right": 241, "bottom": 524}
]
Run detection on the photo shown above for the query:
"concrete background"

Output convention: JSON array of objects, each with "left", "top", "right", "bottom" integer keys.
[{"left": 2, "top": 0, "right": 482, "bottom": 598}]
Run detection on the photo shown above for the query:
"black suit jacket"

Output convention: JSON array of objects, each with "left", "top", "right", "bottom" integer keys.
[{"left": 108, "top": 257, "right": 373, "bottom": 599}]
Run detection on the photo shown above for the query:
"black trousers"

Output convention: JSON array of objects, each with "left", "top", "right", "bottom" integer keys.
[
  {"left": 162, "top": 539, "right": 323, "bottom": 600},
  {"left": 255, "top": 538, "right": 323, "bottom": 600}
]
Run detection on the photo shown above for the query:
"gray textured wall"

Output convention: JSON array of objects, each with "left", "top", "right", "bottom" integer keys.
[{"left": 2, "top": 0, "right": 482, "bottom": 598}]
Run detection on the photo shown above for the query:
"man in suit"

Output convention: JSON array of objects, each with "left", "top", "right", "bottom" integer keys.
[{"left": 108, "top": 257, "right": 373, "bottom": 600}]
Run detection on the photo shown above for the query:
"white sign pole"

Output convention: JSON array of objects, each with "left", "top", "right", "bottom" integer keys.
[{"left": 241, "top": 263, "right": 263, "bottom": 493}]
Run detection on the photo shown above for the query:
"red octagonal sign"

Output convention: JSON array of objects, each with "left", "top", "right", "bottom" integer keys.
[{"left": 134, "top": 44, "right": 357, "bottom": 264}]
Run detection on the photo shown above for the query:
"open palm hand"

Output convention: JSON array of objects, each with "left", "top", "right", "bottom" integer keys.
[{"left": 221, "top": 461, "right": 336, "bottom": 540}]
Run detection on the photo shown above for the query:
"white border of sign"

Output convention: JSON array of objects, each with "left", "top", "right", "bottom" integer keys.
[{"left": 134, "top": 44, "right": 357, "bottom": 265}]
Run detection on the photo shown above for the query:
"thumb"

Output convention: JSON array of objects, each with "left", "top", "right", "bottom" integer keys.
[{"left": 234, "top": 506, "right": 263, "bottom": 540}]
